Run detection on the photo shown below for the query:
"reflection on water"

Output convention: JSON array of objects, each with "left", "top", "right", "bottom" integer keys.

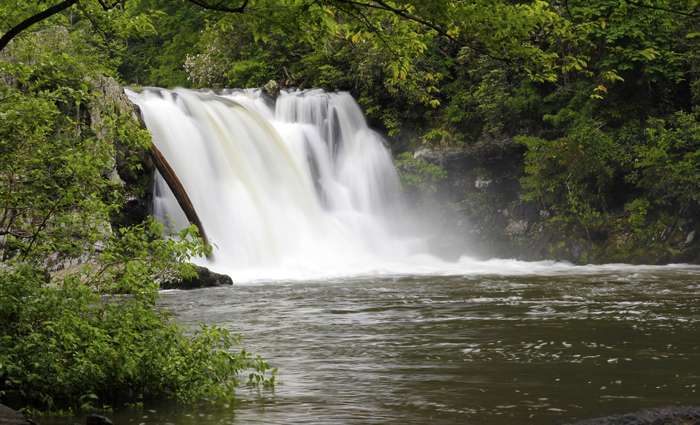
[{"left": 42, "top": 265, "right": 700, "bottom": 424}]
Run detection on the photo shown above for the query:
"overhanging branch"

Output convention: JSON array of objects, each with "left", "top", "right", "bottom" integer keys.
[
  {"left": 625, "top": 0, "right": 700, "bottom": 17},
  {"left": 0, "top": 0, "right": 78, "bottom": 52},
  {"left": 184, "top": 0, "right": 250, "bottom": 14}
]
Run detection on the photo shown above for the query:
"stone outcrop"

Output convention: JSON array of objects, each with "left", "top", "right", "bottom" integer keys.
[
  {"left": 0, "top": 404, "right": 29, "bottom": 425},
  {"left": 85, "top": 414, "right": 113, "bottom": 425},
  {"left": 36, "top": 76, "right": 154, "bottom": 274},
  {"left": 561, "top": 406, "right": 700, "bottom": 425},
  {"left": 263, "top": 79, "right": 280, "bottom": 98},
  {"left": 160, "top": 265, "right": 233, "bottom": 290},
  {"left": 96, "top": 80, "right": 155, "bottom": 230}
]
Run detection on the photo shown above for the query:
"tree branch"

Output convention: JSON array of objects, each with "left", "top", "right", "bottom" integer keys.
[
  {"left": 0, "top": 0, "right": 78, "bottom": 52},
  {"left": 625, "top": 0, "right": 700, "bottom": 17},
  {"left": 184, "top": 0, "right": 250, "bottom": 14}
]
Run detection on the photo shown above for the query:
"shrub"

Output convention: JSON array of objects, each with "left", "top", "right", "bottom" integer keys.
[{"left": 0, "top": 221, "right": 275, "bottom": 411}]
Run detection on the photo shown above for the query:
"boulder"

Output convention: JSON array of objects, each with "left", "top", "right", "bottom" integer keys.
[
  {"left": 561, "top": 406, "right": 700, "bottom": 425},
  {"left": 161, "top": 265, "right": 233, "bottom": 290},
  {"left": 86, "top": 414, "right": 113, "bottom": 425},
  {"left": 263, "top": 79, "right": 280, "bottom": 98},
  {"left": 0, "top": 404, "right": 29, "bottom": 425}
]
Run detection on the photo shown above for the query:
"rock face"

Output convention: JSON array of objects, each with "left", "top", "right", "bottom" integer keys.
[
  {"left": 39, "top": 77, "right": 154, "bottom": 274},
  {"left": 0, "top": 404, "right": 29, "bottom": 425},
  {"left": 411, "top": 139, "right": 700, "bottom": 265},
  {"left": 160, "top": 265, "right": 233, "bottom": 290},
  {"left": 561, "top": 406, "right": 700, "bottom": 425}
]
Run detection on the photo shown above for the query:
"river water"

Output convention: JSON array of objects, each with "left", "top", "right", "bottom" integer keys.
[{"left": 48, "top": 262, "right": 697, "bottom": 425}]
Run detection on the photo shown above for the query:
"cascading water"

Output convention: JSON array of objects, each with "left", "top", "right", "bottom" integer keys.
[{"left": 127, "top": 87, "right": 430, "bottom": 280}]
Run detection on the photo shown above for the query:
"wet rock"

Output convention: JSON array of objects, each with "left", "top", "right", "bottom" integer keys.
[
  {"left": 568, "top": 240, "right": 588, "bottom": 263},
  {"left": 263, "top": 79, "right": 280, "bottom": 98},
  {"left": 86, "top": 414, "right": 113, "bottom": 425},
  {"left": 412, "top": 137, "right": 523, "bottom": 170},
  {"left": 505, "top": 220, "right": 528, "bottom": 236},
  {"left": 683, "top": 230, "right": 696, "bottom": 245},
  {"left": 616, "top": 233, "right": 632, "bottom": 248},
  {"left": 561, "top": 405, "right": 700, "bottom": 425},
  {"left": 161, "top": 265, "right": 233, "bottom": 290},
  {"left": 474, "top": 177, "right": 491, "bottom": 188},
  {"left": 0, "top": 404, "right": 30, "bottom": 425}
]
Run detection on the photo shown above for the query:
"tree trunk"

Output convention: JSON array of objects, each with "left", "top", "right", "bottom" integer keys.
[{"left": 149, "top": 144, "right": 210, "bottom": 254}]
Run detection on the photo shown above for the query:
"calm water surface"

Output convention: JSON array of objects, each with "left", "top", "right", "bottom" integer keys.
[{"left": 45, "top": 265, "right": 700, "bottom": 424}]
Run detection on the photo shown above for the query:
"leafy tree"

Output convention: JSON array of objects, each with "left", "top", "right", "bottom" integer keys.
[
  {"left": 633, "top": 110, "right": 700, "bottom": 206},
  {"left": 0, "top": 26, "right": 275, "bottom": 412},
  {"left": 0, "top": 221, "right": 275, "bottom": 411}
]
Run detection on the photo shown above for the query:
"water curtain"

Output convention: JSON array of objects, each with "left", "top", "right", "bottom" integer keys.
[{"left": 127, "top": 88, "right": 417, "bottom": 278}]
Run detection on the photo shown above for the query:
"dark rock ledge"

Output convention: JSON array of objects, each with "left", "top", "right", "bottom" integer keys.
[
  {"left": 561, "top": 406, "right": 700, "bottom": 425},
  {"left": 0, "top": 404, "right": 29, "bottom": 425},
  {"left": 160, "top": 265, "right": 233, "bottom": 290}
]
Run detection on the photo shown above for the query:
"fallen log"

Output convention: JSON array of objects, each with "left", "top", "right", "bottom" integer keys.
[{"left": 149, "top": 143, "right": 210, "bottom": 255}]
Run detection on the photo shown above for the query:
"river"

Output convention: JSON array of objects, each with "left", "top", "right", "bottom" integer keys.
[{"left": 43, "top": 262, "right": 698, "bottom": 425}]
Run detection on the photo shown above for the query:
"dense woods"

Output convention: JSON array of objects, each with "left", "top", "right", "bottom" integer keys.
[{"left": 1, "top": 0, "right": 699, "bottom": 413}]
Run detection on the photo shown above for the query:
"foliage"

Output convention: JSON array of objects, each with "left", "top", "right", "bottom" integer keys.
[
  {"left": 0, "top": 32, "right": 127, "bottom": 263},
  {"left": 0, "top": 27, "right": 274, "bottom": 412},
  {"left": 395, "top": 152, "right": 446, "bottom": 193},
  {"left": 118, "top": 0, "right": 210, "bottom": 87},
  {"left": 633, "top": 110, "right": 700, "bottom": 206},
  {"left": 0, "top": 220, "right": 274, "bottom": 411},
  {"left": 518, "top": 120, "right": 621, "bottom": 214}
]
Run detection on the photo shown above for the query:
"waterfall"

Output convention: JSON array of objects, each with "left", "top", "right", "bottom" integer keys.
[{"left": 127, "top": 87, "right": 427, "bottom": 280}]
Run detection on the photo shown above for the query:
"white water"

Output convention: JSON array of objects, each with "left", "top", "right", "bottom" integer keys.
[{"left": 126, "top": 88, "right": 698, "bottom": 282}]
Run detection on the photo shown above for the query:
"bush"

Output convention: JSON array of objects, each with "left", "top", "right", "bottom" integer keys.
[
  {"left": 0, "top": 221, "right": 275, "bottom": 411},
  {"left": 0, "top": 31, "right": 274, "bottom": 412},
  {"left": 518, "top": 119, "right": 621, "bottom": 216},
  {"left": 633, "top": 110, "right": 700, "bottom": 206}
]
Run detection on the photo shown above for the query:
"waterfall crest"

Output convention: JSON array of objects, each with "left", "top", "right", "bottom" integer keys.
[{"left": 127, "top": 88, "right": 424, "bottom": 280}]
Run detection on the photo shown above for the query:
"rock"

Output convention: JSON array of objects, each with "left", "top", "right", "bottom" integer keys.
[
  {"left": 475, "top": 177, "right": 491, "bottom": 188},
  {"left": 263, "top": 79, "right": 280, "bottom": 98},
  {"left": 684, "top": 230, "right": 696, "bottom": 245},
  {"left": 561, "top": 405, "right": 700, "bottom": 425},
  {"left": 86, "top": 414, "right": 113, "bottom": 425},
  {"left": 505, "top": 220, "right": 528, "bottom": 236},
  {"left": 616, "top": 233, "right": 632, "bottom": 248},
  {"left": 0, "top": 404, "right": 30, "bottom": 425},
  {"left": 160, "top": 265, "right": 233, "bottom": 290}
]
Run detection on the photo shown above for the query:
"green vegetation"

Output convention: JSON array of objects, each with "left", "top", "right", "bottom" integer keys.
[
  {"left": 0, "top": 25, "right": 274, "bottom": 412},
  {"left": 0, "top": 221, "right": 274, "bottom": 411},
  {"left": 1, "top": 0, "right": 700, "bottom": 413}
]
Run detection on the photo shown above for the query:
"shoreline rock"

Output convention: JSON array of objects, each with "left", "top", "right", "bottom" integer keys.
[
  {"left": 561, "top": 405, "right": 700, "bottom": 425},
  {"left": 0, "top": 404, "right": 29, "bottom": 425},
  {"left": 160, "top": 265, "right": 233, "bottom": 290}
]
